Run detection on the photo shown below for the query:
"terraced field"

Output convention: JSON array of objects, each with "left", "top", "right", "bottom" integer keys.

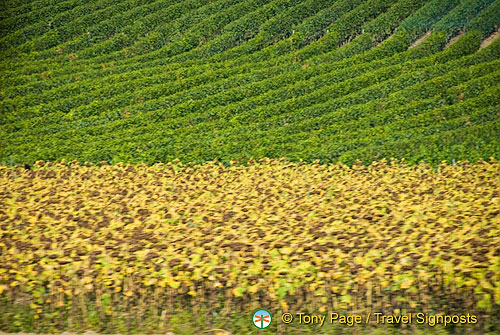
[{"left": 1, "top": 0, "right": 499, "bottom": 334}]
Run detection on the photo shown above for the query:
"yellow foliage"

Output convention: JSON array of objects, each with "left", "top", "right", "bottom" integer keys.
[{"left": 0, "top": 159, "right": 498, "bottom": 318}]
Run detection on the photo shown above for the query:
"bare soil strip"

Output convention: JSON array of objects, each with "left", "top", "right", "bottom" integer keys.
[
  {"left": 480, "top": 28, "right": 500, "bottom": 50},
  {"left": 408, "top": 31, "right": 430, "bottom": 49},
  {"left": 445, "top": 29, "right": 465, "bottom": 49}
]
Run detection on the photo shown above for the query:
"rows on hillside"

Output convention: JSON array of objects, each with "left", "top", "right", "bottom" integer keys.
[
  {"left": 2, "top": 33, "right": 499, "bottom": 165},
  {"left": 0, "top": 0, "right": 486, "bottom": 82},
  {"left": 1, "top": 0, "right": 500, "bottom": 168},
  {"left": 0, "top": 0, "right": 490, "bottom": 99},
  {"left": 1, "top": 0, "right": 496, "bottom": 101},
  {"left": 2, "top": 0, "right": 497, "bottom": 83},
  {"left": 1, "top": 0, "right": 406, "bottom": 89}
]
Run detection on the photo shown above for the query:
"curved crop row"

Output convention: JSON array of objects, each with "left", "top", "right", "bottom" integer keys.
[
  {"left": 2, "top": 35, "right": 497, "bottom": 165},
  {"left": 0, "top": 28, "right": 452, "bottom": 143},
  {"left": 0, "top": 0, "right": 388, "bottom": 80},
  {"left": 0, "top": 0, "right": 144, "bottom": 52}
]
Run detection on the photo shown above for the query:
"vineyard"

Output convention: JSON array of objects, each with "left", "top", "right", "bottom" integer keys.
[{"left": 0, "top": 0, "right": 499, "bottom": 334}]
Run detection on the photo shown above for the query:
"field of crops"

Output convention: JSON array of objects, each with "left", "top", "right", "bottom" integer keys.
[
  {"left": 1, "top": 0, "right": 500, "bottom": 334},
  {"left": 1, "top": 0, "right": 500, "bottom": 166},
  {"left": 1, "top": 159, "right": 499, "bottom": 334}
]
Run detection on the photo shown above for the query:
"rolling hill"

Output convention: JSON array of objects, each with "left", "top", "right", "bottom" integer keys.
[{"left": 1, "top": 0, "right": 499, "bottom": 166}]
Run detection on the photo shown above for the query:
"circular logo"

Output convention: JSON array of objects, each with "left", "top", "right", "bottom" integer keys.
[{"left": 252, "top": 309, "right": 272, "bottom": 329}]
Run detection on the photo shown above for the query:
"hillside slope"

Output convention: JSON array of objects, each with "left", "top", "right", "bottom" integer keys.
[{"left": 1, "top": 0, "right": 499, "bottom": 166}]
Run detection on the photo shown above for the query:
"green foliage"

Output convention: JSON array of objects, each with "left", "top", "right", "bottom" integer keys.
[
  {"left": 398, "top": 0, "right": 459, "bottom": 40},
  {"left": 466, "top": 0, "right": 500, "bottom": 37},
  {"left": 1, "top": 0, "right": 499, "bottom": 167},
  {"left": 433, "top": 0, "right": 495, "bottom": 37}
]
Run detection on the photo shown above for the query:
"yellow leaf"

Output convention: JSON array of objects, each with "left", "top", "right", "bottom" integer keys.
[
  {"left": 280, "top": 300, "right": 289, "bottom": 312},
  {"left": 400, "top": 278, "right": 413, "bottom": 289},
  {"left": 10, "top": 281, "right": 18, "bottom": 287},
  {"left": 494, "top": 285, "right": 500, "bottom": 305},
  {"left": 145, "top": 278, "right": 157, "bottom": 286},
  {"left": 168, "top": 280, "right": 180, "bottom": 289},
  {"left": 248, "top": 284, "right": 260, "bottom": 294},
  {"left": 232, "top": 287, "right": 245, "bottom": 297},
  {"left": 437, "top": 217, "right": 447, "bottom": 225},
  {"left": 332, "top": 272, "right": 342, "bottom": 279},
  {"left": 124, "top": 290, "right": 134, "bottom": 297}
]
